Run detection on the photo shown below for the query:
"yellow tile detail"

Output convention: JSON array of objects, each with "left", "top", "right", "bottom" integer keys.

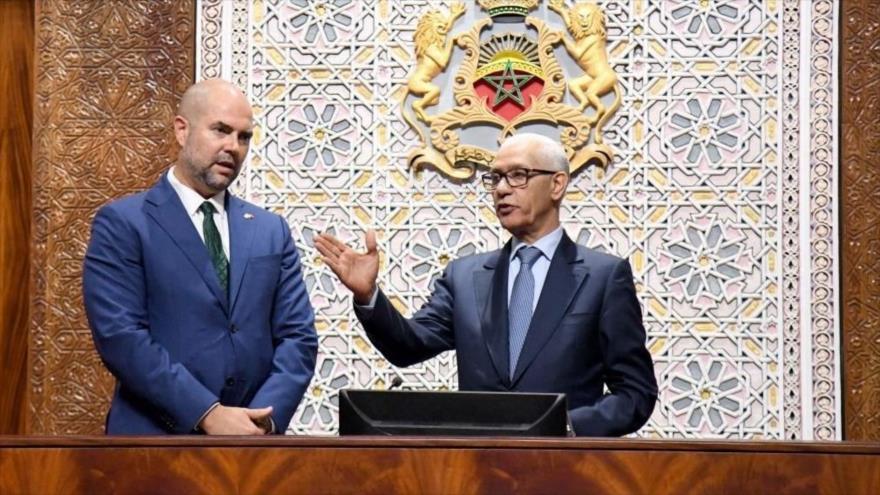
[
  {"left": 695, "top": 322, "right": 716, "bottom": 332},
  {"left": 482, "top": 207, "right": 498, "bottom": 224},
  {"left": 632, "top": 250, "right": 644, "bottom": 272},
  {"left": 649, "top": 338, "right": 666, "bottom": 356},
  {"left": 353, "top": 207, "right": 371, "bottom": 225},
  {"left": 611, "top": 169, "right": 628, "bottom": 185},
  {"left": 307, "top": 193, "right": 329, "bottom": 203},
  {"left": 393, "top": 47, "right": 410, "bottom": 64},
  {"left": 693, "top": 191, "right": 716, "bottom": 202},
  {"left": 267, "top": 48, "right": 285, "bottom": 66},
  {"left": 566, "top": 191, "right": 586, "bottom": 201},
  {"left": 354, "top": 336, "right": 371, "bottom": 353},
  {"left": 390, "top": 208, "right": 409, "bottom": 225},
  {"left": 266, "top": 84, "right": 285, "bottom": 101},
  {"left": 649, "top": 206, "right": 667, "bottom": 223},
  {"left": 695, "top": 61, "right": 717, "bottom": 72},
  {"left": 390, "top": 170, "right": 407, "bottom": 187},
  {"left": 610, "top": 207, "right": 629, "bottom": 223},
  {"left": 253, "top": 0, "right": 264, "bottom": 22},
  {"left": 633, "top": 121, "right": 643, "bottom": 143},
  {"left": 649, "top": 78, "right": 667, "bottom": 96},
  {"left": 649, "top": 299, "right": 668, "bottom": 317},
  {"left": 354, "top": 172, "right": 372, "bottom": 188},
  {"left": 743, "top": 76, "right": 761, "bottom": 95},
  {"left": 356, "top": 84, "right": 373, "bottom": 101},
  {"left": 267, "top": 171, "right": 284, "bottom": 189},
  {"left": 745, "top": 339, "right": 762, "bottom": 357},
  {"left": 743, "top": 39, "right": 762, "bottom": 55},
  {"left": 743, "top": 300, "right": 761, "bottom": 318},
  {"left": 356, "top": 47, "right": 374, "bottom": 63},
  {"left": 310, "top": 69, "right": 332, "bottom": 79},
  {"left": 743, "top": 169, "right": 760, "bottom": 186},
  {"left": 767, "top": 251, "right": 776, "bottom": 271},
  {"left": 649, "top": 169, "right": 667, "bottom": 187},
  {"left": 766, "top": 118, "right": 777, "bottom": 140},
  {"left": 743, "top": 206, "right": 760, "bottom": 224},
  {"left": 649, "top": 40, "right": 666, "bottom": 57}
]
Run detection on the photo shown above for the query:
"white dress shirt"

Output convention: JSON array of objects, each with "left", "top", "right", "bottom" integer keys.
[{"left": 167, "top": 166, "right": 230, "bottom": 259}]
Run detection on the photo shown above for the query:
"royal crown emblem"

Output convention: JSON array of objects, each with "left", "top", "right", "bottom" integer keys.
[{"left": 401, "top": 0, "right": 621, "bottom": 179}]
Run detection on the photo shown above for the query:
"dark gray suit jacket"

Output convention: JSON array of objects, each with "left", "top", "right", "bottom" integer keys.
[{"left": 355, "top": 233, "right": 657, "bottom": 436}]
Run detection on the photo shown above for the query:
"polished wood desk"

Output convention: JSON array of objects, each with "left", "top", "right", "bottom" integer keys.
[{"left": 1, "top": 436, "right": 879, "bottom": 494}]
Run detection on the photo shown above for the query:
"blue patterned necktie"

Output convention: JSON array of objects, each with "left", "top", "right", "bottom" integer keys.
[
  {"left": 199, "top": 201, "right": 228, "bottom": 294},
  {"left": 508, "top": 246, "right": 542, "bottom": 379}
]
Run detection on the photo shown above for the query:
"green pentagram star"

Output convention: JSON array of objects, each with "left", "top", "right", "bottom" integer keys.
[{"left": 483, "top": 61, "right": 533, "bottom": 107}]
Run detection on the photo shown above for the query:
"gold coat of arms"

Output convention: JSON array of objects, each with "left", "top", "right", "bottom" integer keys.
[{"left": 402, "top": 0, "right": 621, "bottom": 179}]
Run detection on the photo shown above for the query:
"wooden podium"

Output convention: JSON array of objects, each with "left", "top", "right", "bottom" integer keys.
[{"left": 2, "top": 436, "right": 879, "bottom": 494}]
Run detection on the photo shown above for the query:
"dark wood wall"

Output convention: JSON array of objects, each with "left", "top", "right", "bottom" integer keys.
[
  {"left": 26, "top": 0, "right": 195, "bottom": 434},
  {"left": 0, "top": 0, "right": 35, "bottom": 435},
  {"left": 841, "top": 0, "right": 880, "bottom": 440}
]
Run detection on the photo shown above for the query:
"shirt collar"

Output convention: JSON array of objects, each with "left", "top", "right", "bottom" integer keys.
[
  {"left": 510, "top": 225, "right": 564, "bottom": 263},
  {"left": 167, "top": 165, "right": 226, "bottom": 216}
]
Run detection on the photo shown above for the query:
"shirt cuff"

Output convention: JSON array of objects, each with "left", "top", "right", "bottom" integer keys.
[{"left": 353, "top": 287, "right": 379, "bottom": 310}]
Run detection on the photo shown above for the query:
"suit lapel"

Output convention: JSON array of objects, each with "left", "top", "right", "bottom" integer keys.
[
  {"left": 144, "top": 173, "right": 229, "bottom": 315},
  {"left": 511, "top": 234, "right": 590, "bottom": 385},
  {"left": 226, "top": 195, "right": 257, "bottom": 313},
  {"left": 475, "top": 242, "right": 512, "bottom": 387}
]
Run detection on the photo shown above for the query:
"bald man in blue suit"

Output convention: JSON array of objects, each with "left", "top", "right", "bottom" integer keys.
[
  {"left": 316, "top": 134, "right": 657, "bottom": 436},
  {"left": 84, "top": 80, "right": 317, "bottom": 435}
]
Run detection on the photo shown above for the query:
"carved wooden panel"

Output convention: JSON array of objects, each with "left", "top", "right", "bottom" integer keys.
[
  {"left": 841, "top": 0, "right": 880, "bottom": 440},
  {"left": 28, "top": 0, "right": 195, "bottom": 434},
  {"left": 2, "top": 437, "right": 880, "bottom": 494},
  {"left": 0, "top": 0, "right": 34, "bottom": 434}
]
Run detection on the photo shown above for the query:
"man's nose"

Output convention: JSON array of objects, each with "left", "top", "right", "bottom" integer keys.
[{"left": 222, "top": 133, "right": 240, "bottom": 153}]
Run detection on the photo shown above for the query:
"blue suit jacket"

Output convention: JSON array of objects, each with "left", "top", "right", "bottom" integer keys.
[
  {"left": 355, "top": 234, "right": 657, "bottom": 436},
  {"left": 83, "top": 174, "right": 318, "bottom": 434}
]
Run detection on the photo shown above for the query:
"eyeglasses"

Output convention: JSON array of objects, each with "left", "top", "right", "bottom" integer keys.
[{"left": 480, "top": 168, "right": 558, "bottom": 191}]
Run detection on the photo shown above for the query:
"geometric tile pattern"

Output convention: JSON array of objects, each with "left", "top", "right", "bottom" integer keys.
[{"left": 198, "top": 0, "right": 839, "bottom": 439}]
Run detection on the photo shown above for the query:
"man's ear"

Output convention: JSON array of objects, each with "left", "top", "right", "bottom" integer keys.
[
  {"left": 173, "top": 115, "right": 189, "bottom": 147},
  {"left": 551, "top": 171, "right": 569, "bottom": 201}
]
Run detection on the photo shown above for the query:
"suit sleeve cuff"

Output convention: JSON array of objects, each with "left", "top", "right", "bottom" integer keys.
[{"left": 353, "top": 287, "right": 379, "bottom": 311}]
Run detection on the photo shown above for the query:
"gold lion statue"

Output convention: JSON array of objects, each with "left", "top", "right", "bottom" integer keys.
[
  {"left": 405, "top": 2, "right": 466, "bottom": 124},
  {"left": 549, "top": 0, "right": 621, "bottom": 144}
]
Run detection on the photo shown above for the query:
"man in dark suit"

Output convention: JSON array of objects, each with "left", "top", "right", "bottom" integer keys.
[
  {"left": 83, "top": 79, "right": 318, "bottom": 435},
  {"left": 315, "top": 133, "right": 657, "bottom": 436}
]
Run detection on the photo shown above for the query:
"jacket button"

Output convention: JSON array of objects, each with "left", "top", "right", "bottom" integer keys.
[
  {"left": 225, "top": 377, "right": 235, "bottom": 387},
  {"left": 230, "top": 324, "right": 238, "bottom": 333}
]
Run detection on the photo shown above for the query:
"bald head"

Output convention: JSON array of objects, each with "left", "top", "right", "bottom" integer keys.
[
  {"left": 178, "top": 79, "right": 251, "bottom": 124},
  {"left": 498, "top": 133, "right": 569, "bottom": 173}
]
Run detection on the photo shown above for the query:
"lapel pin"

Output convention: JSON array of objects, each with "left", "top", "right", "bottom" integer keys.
[{"left": 243, "top": 213, "right": 254, "bottom": 220}]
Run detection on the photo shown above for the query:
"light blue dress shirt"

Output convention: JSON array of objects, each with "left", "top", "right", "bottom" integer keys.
[{"left": 507, "top": 225, "right": 564, "bottom": 311}]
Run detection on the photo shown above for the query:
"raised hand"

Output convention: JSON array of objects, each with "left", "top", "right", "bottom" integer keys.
[{"left": 314, "top": 231, "right": 380, "bottom": 305}]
